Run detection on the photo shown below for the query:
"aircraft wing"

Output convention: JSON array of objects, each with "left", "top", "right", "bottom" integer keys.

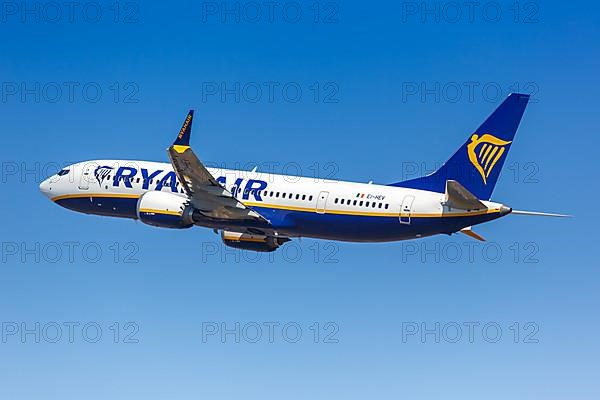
[{"left": 166, "top": 110, "right": 269, "bottom": 224}]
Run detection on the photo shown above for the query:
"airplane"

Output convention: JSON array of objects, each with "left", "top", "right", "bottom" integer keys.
[{"left": 39, "top": 93, "right": 568, "bottom": 252}]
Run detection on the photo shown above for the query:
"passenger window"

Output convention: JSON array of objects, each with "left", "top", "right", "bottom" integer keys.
[
  {"left": 309, "top": 195, "right": 313, "bottom": 201},
  {"left": 334, "top": 198, "right": 338, "bottom": 204},
  {"left": 385, "top": 204, "right": 389, "bottom": 209},
  {"left": 366, "top": 201, "right": 370, "bottom": 207},
  {"left": 353, "top": 200, "right": 357, "bottom": 206},
  {"left": 276, "top": 192, "right": 280, "bottom": 198},
  {"left": 295, "top": 194, "right": 299, "bottom": 200},
  {"left": 302, "top": 195, "right": 306, "bottom": 200},
  {"left": 378, "top": 203, "right": 382, "bottom": 208},
  {"left": 359, "top": 201, "right": 363, "bottom": 206}
]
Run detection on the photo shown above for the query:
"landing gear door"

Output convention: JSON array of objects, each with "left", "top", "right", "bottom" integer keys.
[
  {"left": 399, "top": 194, "right": 415, "bottom": 224},
  {"left": 78, "top": 163, "right": 96, "bottom": 190},
  {"left": 316, "top": 191, "right": 329, "bottom": 214}
]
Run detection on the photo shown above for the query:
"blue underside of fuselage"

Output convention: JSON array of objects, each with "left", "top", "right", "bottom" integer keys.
[{"left": 55, "top": 196, "right": 501, "bottom": 242}]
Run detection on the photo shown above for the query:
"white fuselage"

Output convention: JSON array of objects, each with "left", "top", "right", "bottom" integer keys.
[{"left": 40, "top": 160, "right": 506, "bottom": 242}]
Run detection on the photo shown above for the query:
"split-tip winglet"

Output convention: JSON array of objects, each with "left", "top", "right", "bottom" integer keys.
[{"left": 173, "top": 110, "right": 194, "bottom": 147}]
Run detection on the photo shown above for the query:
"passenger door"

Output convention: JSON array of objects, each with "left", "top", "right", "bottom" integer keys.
[
  {"left": 78, "top": 163, "right": 95, "bottom": 190},
  {"left": 399, "top": 195, "right": 415, "bottom": 224},
  {"left": 316, "top": 191, "right": 329, "bottom": 214}
]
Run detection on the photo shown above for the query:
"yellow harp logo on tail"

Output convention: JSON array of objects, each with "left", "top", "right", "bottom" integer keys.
[{"left": 467, "top": 134, "right": 512, "bottom": 184}]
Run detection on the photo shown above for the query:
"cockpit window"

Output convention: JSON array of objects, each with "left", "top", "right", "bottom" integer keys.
[{"left": 57, "top": 169, "right": 70, "bottom": 176}]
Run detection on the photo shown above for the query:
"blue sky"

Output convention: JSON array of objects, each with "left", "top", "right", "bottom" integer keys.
[{"left": 0, "top": 0, "right": 598, "bottom": 398}]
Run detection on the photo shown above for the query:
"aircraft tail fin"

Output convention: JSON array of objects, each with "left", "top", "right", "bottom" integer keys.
[{"left": 390, "top": 93, "right": 530, "bottom": 200}]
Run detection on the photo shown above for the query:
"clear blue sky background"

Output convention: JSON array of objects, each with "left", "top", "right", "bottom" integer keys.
[{"left": 1, "top": 1, "right": 598, "bottom": 399}]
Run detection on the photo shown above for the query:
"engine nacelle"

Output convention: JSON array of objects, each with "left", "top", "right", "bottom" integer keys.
[
  {"left": 136, "top": 191, "right": 194, "bottom": 229},
  {"left": 221, "top": 231, "right": 290, "bottom": 252}
]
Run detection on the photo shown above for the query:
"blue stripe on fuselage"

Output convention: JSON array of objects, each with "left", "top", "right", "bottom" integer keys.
[{"left": 54, "top": 195, "right": 502, "bottom": 242}]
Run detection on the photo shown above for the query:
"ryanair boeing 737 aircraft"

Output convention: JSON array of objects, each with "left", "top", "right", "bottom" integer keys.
[{"left": 39, "top": 93, "right": 567, "bottom": 252}]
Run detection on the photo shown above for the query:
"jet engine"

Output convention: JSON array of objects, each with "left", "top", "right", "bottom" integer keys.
[
  {"left": 136, "top": 191, "right": 194, "bottom": 229},
  {"left": 221, "top": 230, "right": 290, "bottom": 252}
]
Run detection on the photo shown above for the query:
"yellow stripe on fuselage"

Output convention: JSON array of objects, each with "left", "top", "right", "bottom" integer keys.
[
  {"left": 138, "top": 208, "right": 181, "bottom": 216},
  {"left": 242, "top": 201, "right": 501, "bottom": 218},
  {"left": 51, "top": 193, "right": 501, "bottom": 219},
  {"left": 51, "top": 193, "right": 141, "bottom": 202}
]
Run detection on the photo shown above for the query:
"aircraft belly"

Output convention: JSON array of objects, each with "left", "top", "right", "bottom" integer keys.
[
  {"left": 55, "top": 196, "right": 138, "bottom": 219},
  {"left": 256, "top": 207, "right": 502, "bottom": 242}
]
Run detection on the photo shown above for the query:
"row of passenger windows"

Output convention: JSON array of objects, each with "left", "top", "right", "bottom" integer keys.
[
  {"left": 236, "top": 188, "right": 314, "bottom": 202},
  {"left": 334, "top": 197, "right": 390, "bottom": 210},
  {"left": 103, "top": 176, "right": 180, "bottom": 186},
  {"left": 102, "top": 175, "right": 389, "bottom": 211},
  {"left": 236, "top": 188, "right": 390, "bottom": 211}
]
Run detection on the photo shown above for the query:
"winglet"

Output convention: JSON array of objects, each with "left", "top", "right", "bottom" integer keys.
[{"left": 174, "top": 110, "right": 194, "bottom": 147}]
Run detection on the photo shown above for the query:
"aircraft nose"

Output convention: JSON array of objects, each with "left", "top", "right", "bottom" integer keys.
[{"left": 39, "top": 179, "right": 52, "bottom": 198}]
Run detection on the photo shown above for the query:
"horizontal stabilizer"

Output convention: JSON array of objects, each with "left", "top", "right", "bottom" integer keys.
[
  {"left": 445, "top": 180, "right": 487, "bottom": 211},
  {"left": 460, "top": 226, "right": 486, "bottom": 241},
  {"left": 511, "top": 210, "right": 572, "bottom": 218}
]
